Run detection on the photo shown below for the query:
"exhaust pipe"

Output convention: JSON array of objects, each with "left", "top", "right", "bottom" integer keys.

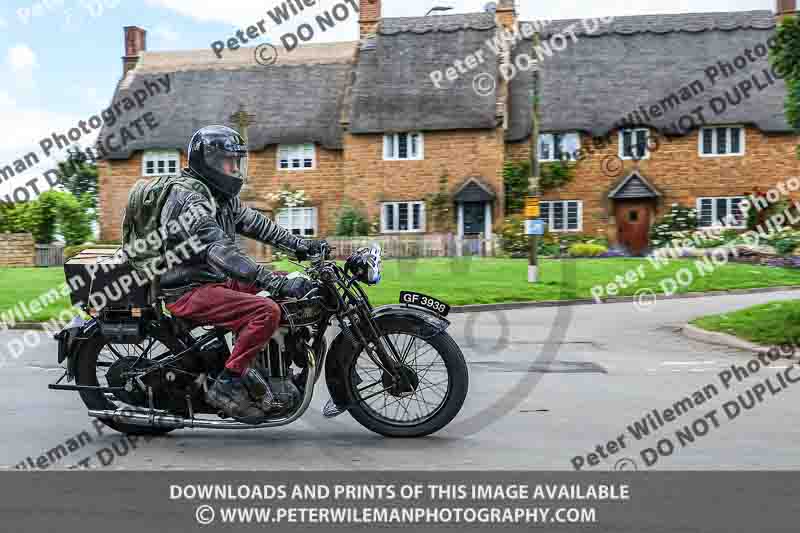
[{"left": 88, "top": 351, "right": 319, "bottom": 430}]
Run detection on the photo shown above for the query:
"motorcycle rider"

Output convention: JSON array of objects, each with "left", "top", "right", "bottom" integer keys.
[{"left": 156, "top": 125, "right": 326, "bottom": 419}]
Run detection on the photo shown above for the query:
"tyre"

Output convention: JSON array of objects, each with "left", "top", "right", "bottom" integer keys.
[
  {"left": 74, "top": 334, "right": 175, "bottom": 437},
  {"left": 342, "top": 316, "right": 468, "bottom": 438}
]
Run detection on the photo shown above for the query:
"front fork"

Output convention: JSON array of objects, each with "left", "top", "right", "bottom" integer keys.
[{"left": 339, "top": 304, "right": 412, "bottom": 391}]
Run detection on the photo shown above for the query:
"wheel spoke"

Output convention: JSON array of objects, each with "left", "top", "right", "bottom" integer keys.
[{"left": 352, "top": 332, "right": 451, "bottom": 426}]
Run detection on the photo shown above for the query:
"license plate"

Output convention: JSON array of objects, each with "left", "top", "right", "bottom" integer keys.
[{"left": 399, "top": 291, "right": 450, "bottom": 316}]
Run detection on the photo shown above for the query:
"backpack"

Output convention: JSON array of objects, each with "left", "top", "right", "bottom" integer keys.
[{"left": 121, "top": 174, "right": 215, "bottom": 273}]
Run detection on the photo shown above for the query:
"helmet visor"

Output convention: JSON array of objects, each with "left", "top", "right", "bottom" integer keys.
[{"left": 204, "top": 137, "right": 249, "bottom": 183}]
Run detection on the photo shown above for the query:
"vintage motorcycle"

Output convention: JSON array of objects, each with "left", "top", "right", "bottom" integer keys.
[{"left": 50, "top": 244, "right": 469, "bottom": 438}]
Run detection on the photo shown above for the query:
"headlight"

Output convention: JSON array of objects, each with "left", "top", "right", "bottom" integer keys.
[
  {"left": 364, "top": 244, "right": 382, "bottom": 285},
  {"left": 346, "top": 244, "right": 383, "bottom": 285}
]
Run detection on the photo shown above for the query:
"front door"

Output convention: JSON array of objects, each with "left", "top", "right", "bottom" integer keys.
[
  {"left": 462, "top": 202, "right": 485, "bottom": 235},
  {"left": 615, "top": 201, "right": 652, "bottom": 255}
]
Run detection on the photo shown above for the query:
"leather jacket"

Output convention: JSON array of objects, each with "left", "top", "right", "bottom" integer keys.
[{"left": 157, "top": 169, "right": 305, "bottom": 302}]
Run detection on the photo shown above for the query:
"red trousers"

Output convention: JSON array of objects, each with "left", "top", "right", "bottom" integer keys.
[{"left": 165, "top": 279, "right": 281, "bottom": 376}]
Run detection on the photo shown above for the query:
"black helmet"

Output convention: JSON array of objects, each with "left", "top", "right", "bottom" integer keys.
[{"left": 187, "top": 125, "right": 248, "bottom": 199}]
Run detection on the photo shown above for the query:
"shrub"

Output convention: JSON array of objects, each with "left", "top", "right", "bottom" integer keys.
[
  {"left": 0, "top": 202, "right": 32, "bottom": 233},
  {"left": 334, "top": 205, "right": 370, "bottom": 236},
  {"left": 500, "top": 215, "right": 528, "bottom": 255},
  {"left": 500, "top": 215, "right": 558, "bottom": 256},
  {"left": 568, "top": 243, "right": 608, "bottom": 257},
  {"left": 774, "top": 237, "right": 800, "bottom": 256},
  {"left": 649, "top": 204, "right": 698, "bottom": 248},
  {"left": 0, "top": 190, "right": 94, "bottom": 245},
  {"left": 54, "top": 191, "right": 94, "bottom": 246}
]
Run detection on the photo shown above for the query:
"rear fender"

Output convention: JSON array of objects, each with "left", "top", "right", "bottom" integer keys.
[
  {"left": 324, "top": 305, "right": 450, "bottom": 409},
  {"left": 54, "top": 317, "right": 101, "bottom": 380}
]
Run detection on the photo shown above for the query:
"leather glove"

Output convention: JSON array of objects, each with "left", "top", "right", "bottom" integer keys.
[
  {"left": 255, "top": 268, "right": 315, "bottom": 299},
  {"left": 295, "top": 239, "right": 329, "bottom": 261}
]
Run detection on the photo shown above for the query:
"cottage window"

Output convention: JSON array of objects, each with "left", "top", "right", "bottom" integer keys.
[
  {"left": 383, "top": 133, "right": 424, "bottom": 160},
  {"left": 142, "top": 150, "right": 180, "bottom": 176},
  {"left": 381, "top": 201, "right": 425, "bottom": 232},
  {"left": 699, "top": 127, "right": 744, "bottom": 157},
  {"left": 619, "top": 128, "right": 650, "bottom": 160},
  {"left": 276, "top": 207, "right": 317, "bottom": 236},
  {"left": 278, "top": 144, "right": 316, "bottom": 170},
  {"left": 539, "top": 133, "right": 581, "bottom": 162},
  {"left": 696, "top": 197, "right": 746, "bottom": 228},
  {"left": 540, "top": 200, "right": 582, "bottom": 231}
]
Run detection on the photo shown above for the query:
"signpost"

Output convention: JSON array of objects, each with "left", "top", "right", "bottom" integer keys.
[{"left": 527, "top": 28, "right": 542, "bottom": 283}]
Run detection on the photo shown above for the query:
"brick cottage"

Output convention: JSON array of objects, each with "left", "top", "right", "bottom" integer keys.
[{"left": 96, "top": 0, "right": 800, "bottom": 256}]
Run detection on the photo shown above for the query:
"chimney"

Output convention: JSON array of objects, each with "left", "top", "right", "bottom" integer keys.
[
  {"left": 495, "top": 0, "right": 517, "bottom": 30},
  {"left": 359, "top": 0, "right": 380, "bottom": 39},
  {"left": 777, "top": 0, "right": 798, "bottom": 19},
  {"left": 122, "top": 26, "right": 146, "bottom": 77}
]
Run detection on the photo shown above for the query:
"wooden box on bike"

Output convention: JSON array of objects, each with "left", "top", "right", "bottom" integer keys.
[{"left": 63, "top": 248, "right": 151, "bottom": 311}]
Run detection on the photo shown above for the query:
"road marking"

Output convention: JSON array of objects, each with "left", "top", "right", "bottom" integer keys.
[{"left": 661, "top": 361, "right": 717, "bottom": 366}]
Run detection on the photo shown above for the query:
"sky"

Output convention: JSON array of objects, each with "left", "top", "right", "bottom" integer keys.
[{"left": 0, "top": 0, "right": 777, "bottom": 197}]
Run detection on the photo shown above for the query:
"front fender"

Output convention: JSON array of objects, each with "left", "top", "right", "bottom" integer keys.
[
  {"left": 325, "top": 305, "right": 450, "bottom": 409},
  {"left": 371, "top": 304, "right": 450, "bottom": 339}
]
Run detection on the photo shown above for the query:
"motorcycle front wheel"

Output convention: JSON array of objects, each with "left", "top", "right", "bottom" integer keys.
[{"left": 342, "top": 316, "right": 468, "bottom": 438}]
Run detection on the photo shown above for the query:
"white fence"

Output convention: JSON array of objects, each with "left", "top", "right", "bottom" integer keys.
[{"left": 326, "top": 233, "right": 499, "bottom": 258}]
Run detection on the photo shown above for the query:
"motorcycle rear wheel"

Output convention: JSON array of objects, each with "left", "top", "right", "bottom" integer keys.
[{"left": 75, "top": 335, "right": 176, "bottom": 437}]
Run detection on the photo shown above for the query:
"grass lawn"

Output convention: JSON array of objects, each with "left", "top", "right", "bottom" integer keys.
[
  {"left": 4, "top": 257, "right": 800, "bottom": 323},
  {"left": 0, "top": 267, "right": 78, "bottom": 322},
  {"left": 691, "top": 300, "right": 800, "bottom": 346}
]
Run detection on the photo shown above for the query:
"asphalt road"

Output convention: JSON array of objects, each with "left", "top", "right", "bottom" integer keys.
[{"left": 3, "top": 290, "right": 800, "bottom": 471}]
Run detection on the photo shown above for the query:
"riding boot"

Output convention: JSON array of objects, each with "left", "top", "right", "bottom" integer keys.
[
  {"left": 241, "top": 368, "right": 290, "bottom": 416},
  {"left": 205, "top": 371, "right": 265, "bottom": 419}
]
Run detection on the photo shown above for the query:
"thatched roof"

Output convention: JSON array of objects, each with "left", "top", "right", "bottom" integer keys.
[
  {"left": 508, "top": 10, "right": 790, "bottom": 141},
  {"left": 347, "top": 13, "right": 499, "bottom": 134},
  {"left": 98, "top": 41, "right": 357, "bottom": 158},
  {"left": 99, "top": 10, "right": 792, "bottom": 159}
]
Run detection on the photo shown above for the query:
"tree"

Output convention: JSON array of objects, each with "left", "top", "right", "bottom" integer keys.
[
  {"left": 0, "top": 191, "right": 93, "bottom": 245},
  {"left": 58, "top": 148, "right": 99, "bottom": 208},
  {"left": 771, "top": 15, "right": 800, "bottom": 140}
]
